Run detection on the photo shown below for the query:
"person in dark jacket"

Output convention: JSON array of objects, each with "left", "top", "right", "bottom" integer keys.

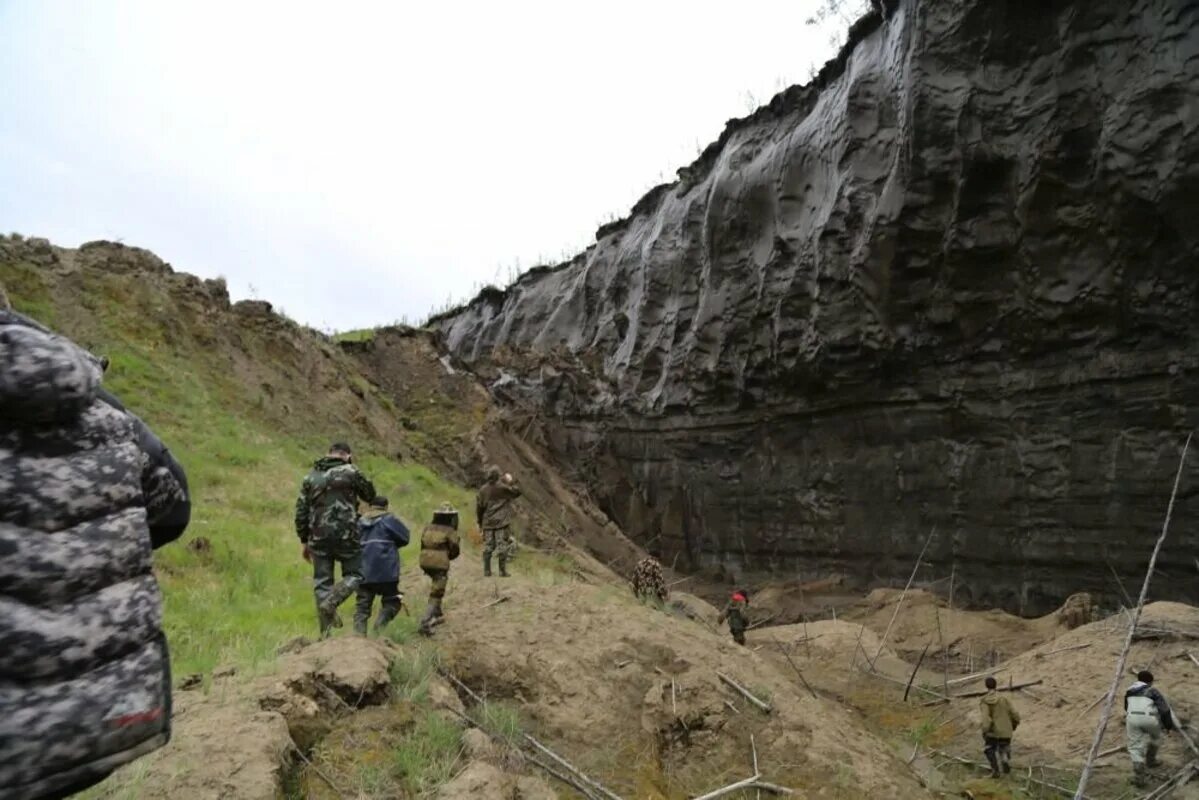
[
  {"left": 354, "top": 496, "right": 410, "bottom": 635},
  {"left": 1125, "top": 670, "right": 1176, "bottom": 786},
  {"left": 0, "top": 306, "right": 190, "bottom": 800}
]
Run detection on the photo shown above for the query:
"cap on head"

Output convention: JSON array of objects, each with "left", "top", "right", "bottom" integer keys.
[
  {"left": 370, "top": 496, "right": 389, "bottom": 509},
  {"left": 330, "top": 441, "right": 352, "bottom": 456},
  {"left": 485, "top": 465, "right": 501, "bottom": 482},
  {"left": 1138, "top": 670, "right": 1155, "bottom": 684},
  {"left": 737, "top": 588, "right": 750, "bottom": 601},
  {"left": 985, "top": 676, "right": 997, "bottom": 690}
]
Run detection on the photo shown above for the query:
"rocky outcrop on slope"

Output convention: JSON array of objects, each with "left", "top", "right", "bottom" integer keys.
[{"left": 435, "top": 0, "right": 1199, "bottom": 613}]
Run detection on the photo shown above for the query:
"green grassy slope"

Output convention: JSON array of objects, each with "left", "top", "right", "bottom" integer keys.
[{"left": 0, "top": 237, "right": 475, "bottom": 676}]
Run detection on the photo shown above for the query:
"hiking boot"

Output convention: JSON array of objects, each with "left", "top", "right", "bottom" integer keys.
[
  {"left": 483, "top": 554, "right": 492, "bottom": 577},
  {"left": 498, "top": 556, "right": 510, "bottom": 577},
  {"left": 318, "top": 609, "right": 343, "bottom": 638}
]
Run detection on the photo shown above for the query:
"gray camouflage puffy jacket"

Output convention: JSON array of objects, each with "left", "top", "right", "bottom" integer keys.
[{"left": 0, "top": 310, "right": 190, "bottom": 800}]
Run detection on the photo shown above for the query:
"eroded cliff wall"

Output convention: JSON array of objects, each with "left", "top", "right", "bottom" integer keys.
[{"left": 435, "top": 0, "right": 1199, "bottom": 612}]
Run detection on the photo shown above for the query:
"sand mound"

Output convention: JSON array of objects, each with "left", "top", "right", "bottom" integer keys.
[
  {"left": 849, "top": 588, "right": 1066, "bottom": 668},
  {"left": 94, "top": 637, "right": 397, "bottom": 800},
  {"left": 424, "top": 571, "right": 935, "bottom": 799},
  {"left": 934, "top": 602, "right": 1199, "bottom": 796}
]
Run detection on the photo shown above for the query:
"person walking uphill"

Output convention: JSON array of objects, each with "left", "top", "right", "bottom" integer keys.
[
  {"left": 477, "top": 466, "right": 521, "bottom": 577},
  {"left": 1125, "top": 670, "right": 1176, "bottom": 787},
  {"left": 295, "top": 442, "right": 376, "bottom": 637},
  {"left": 718, "top": 589, "right": 751, "bottom": 645},
  {"left": 0, "top": 307, "right": 191, "bottom": 800},
  {"left": 419, "top": 503, "right": 461, "bottom": 635},
  {"left": 354, "top": 496, "right": 410, "bottom": 635},
  {"left": 979, "top": 676, "right": 1020, "bottom": 777}
]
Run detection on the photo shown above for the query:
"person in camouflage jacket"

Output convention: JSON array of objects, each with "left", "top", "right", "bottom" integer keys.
[
  {"left": 0, "top": 307, "right": 190, "bottom": 800},
  {"left": 631, "top": 553, "right": 667, "bottom": 603},
  {"left": 476, "top": 465, "right": 521, "bottom": 577},
  {"left": 294, "top": 442, "right": 376, "bottom": 636}
]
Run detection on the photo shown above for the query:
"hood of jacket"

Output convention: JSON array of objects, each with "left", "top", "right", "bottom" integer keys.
[
  {"left": 0, "top": 310, "right": 102, "bottom": 424},
  {"left": 1127, "top": 681, "right": 1150, "bottom": 694},
  {"left": 313, "top": 455, "right": 350, "bottom": 472},
  {"left": 982, "top": 692, "right": 1000, "bottom": 705}
]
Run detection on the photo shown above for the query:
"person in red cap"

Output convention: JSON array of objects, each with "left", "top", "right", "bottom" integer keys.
[{"left": 717, "top": 589, "right": 751, "bottom": 645}]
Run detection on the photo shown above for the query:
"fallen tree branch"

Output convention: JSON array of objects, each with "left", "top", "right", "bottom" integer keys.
[
  {"left": 523, "top": 733, "right": 624, "bottom": 800},
  {"left": 441, "top": 669, "right": 622, "bottom": 800},
  {"left": 747, "top": 613, "right": 779, "bottom": 631},
  {"left": 691, "top": 773, "right": 762, "bottom": 800},
  {"left": 1036, "top": 643, "right": 1092, "bottom": 659},
  {"left": 717, "top": 672, "right": 773, "bottom": 713},
  {"left": 860, "top": 668, "right": 951, "bottom": 702},
  {"left": 527, "top": 754, "right": 603, "bottom": 800},
  {"left": 770, "top": 639, "right": 818, "bottom": 699},
  {"left": 479, "top": 595, "right": 510, "bottom": 610},
  {"left": 952, "top": 679, "right": 1043, "bottom": 700},
  {"left": 290, "top": 743, "right": 349, "bottom": 799},
  {"left": 904, "top": 642, "right": 932, "bottom": 702},
  {"left": 1139, "top": 761, "right": 1198, "bottom": 800},
  {"left": 1076, "top": 434, "right": 1191, "bottom": 800},
  {"left": 930, "top": 749, "right": 1090, "bottom": 799},
  {"left": 869, "top": 529, "right": 935, "bottom": 670},
  {"left": 946, "top": 668, "right": 1004, "bottom": 688}
]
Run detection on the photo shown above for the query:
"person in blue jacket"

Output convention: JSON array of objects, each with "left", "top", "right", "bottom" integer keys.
[{"left": 354, "top": 495, "right": 410, "bottom": 635}]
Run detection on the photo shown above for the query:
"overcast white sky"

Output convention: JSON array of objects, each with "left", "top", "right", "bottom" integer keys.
[{"left": 0, "top": 1, "right": 858, "bottom": 331}]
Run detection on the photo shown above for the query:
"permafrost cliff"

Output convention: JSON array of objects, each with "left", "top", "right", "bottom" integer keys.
[{"left": 435, "top": 0, "right": 1199, "bottom": 613}]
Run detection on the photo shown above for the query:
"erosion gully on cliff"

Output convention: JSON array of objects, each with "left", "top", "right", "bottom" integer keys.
[{"left": 430, "top": 0, "right": 1199, "bottom": 615}]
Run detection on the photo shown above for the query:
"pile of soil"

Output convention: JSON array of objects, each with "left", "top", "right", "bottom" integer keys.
[{"left": 419, "top": 567, "right": 935, "bottom": 799}]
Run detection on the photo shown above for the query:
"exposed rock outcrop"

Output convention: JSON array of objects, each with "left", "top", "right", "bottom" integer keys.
[{"left": 434, "top": 0, "right": 1199, "bottom": 612}]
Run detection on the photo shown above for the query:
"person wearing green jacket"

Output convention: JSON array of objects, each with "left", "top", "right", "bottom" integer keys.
[{"left": 980, "top": 676, "right": 1021, "bottom": 777}]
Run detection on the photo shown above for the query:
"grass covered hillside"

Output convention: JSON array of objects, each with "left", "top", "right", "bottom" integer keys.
[{"left": 0, "top": 235, "right": 483, "bottom": 677}]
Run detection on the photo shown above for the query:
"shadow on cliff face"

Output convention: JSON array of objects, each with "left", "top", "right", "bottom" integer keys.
[{"left": 429, "top": 0, "right": 1199, "bottom": 615}]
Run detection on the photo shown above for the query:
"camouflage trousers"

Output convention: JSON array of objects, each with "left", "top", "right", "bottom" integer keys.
[
  {"left": 424, "top": 568, "right": 449, "bottom": 600},
  {"left": 311, "top": 538, "right": 363, "bottom": 635},
  {"left": 420, "top": 568, "right": 449, "bottom": 634},
  {"left": 482, "top": 527, "right": 515, "bottom": 559}
]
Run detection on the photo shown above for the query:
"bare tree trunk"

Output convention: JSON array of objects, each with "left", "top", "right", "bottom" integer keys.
[{"left": 1075, "top": 435, "right": 1191, "bottom": 800}]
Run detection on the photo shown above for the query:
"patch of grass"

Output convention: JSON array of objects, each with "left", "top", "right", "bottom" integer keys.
[
  {"left": 2, "top": 258, "right": 476, "bottom": 680},
  {"left": 391, "top": 711, "right": 463, "bottom": 794},
  {"left": 389, "top": 646, "right": 441, "bottom": 704},
  {"left": 332, "top": 328, "right": 376, "bottom": 343},
  {"left": 478, "top": 700, "right": 524, "bottom": 746}
]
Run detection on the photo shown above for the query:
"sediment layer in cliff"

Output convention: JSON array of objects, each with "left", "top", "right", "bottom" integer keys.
[{"left": 433, "top": 0, "right": 1199, "bottom": 613}]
